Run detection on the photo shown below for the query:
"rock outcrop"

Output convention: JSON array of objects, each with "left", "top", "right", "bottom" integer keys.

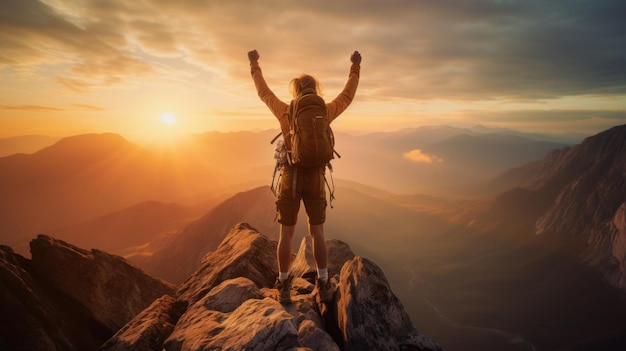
[
  {"left": 102, "top": 223, "right": 443, "bottom": 351},
  {"left": 337, "top": 257, "right": 442, "bottom": 350},
  {"left": 99, "top": 295, "right": 186, "bottom": 351},
  {"left": 0, "top": 235, "right": 174, "bottom": 351},
  {"left": 30, "top": 235, "right": 175, "bottom": 331}
]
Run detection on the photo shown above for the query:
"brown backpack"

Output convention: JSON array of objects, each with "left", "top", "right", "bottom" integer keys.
[{"left": 287, "top": 89, "right": 335, "bottom": 168}]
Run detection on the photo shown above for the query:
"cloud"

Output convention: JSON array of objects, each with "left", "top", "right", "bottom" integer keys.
[
  {"left": 1, "top": 0, "right": 625, "bottom": 103},
  {"left": 0, "top": 104, "right": 64, "bottom": 111},
  {"left": 71, "top": 104, "right": 105, "bottom": 111},
  {"left": 403, "top": 149, "right": 443, "bottom": 164}
]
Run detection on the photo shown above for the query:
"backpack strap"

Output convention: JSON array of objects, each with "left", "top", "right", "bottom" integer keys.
[
  {"left": 270, "top": 162, "right": 281, "bottom": 197},
  {"left": 323, "top": 163, "right": 336, "bottom": 208}
]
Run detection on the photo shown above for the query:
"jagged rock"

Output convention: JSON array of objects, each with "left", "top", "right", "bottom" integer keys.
[
  {"left": 177, "top": 222, "right": 278, "bottom": 305},
  {"left": 165, "top": 297, "right": 300, "bottom": 351},
  {"left": 0, "top": 245, "right": 110, "bottom": 351},
  {"left": 3, "top": 222, "right": 441, "bottom": 351},
  {"left": 99, "top": 295, "right": 187, "bottom": 351},
  {"left": 336, "top": 256, "right": 443, "bottom": 351},
  {"left": 290, "top": 236, "right": 355, "bottom": 281},
  {"left": 159, "top": 224, "right": 436, "bottom": 351},
  {"left": 298, "top": 319, "right": 341, "bottom": 351},
  {"left": 284, "top": 286, "right": 341, "bottom": 350},
  {"left": 202, "top": 277, "right": 265, "bottom": 313},
  {"left": 166, "top": 272, "right": 339, "bottom": 351},
  {"left": 29, "top": 234, "right": 175, "bottom": 332}
]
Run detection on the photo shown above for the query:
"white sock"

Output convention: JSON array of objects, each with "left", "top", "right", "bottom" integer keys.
[
  {"left": 278, "top": 272, "right": 289, "bottom": 282},
  {"left": 318, "top": 268, "right": 328, "bottom": 282}
]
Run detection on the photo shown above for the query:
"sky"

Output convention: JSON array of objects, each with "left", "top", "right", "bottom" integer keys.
[{"left": 1, "top": 0, "right": 625, "bottom": 142}]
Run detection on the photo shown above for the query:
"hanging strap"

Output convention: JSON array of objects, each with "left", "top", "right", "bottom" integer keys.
[
  {"left": 323, "top": 163, "right": 336, "bottom": 208},
  {"left": 270, "top": 132, "right": 282, "bottom": 145},
  {"left": 270, "top": 162, "right": 281, "bottom": 197}
]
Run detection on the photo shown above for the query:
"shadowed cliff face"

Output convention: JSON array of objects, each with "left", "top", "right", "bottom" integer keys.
[
  {"left": 477, "top": 125, "right": 626, "bottom": 289},
  {"left": 0, "top": 236, "right": 174, "bottom": 351}
]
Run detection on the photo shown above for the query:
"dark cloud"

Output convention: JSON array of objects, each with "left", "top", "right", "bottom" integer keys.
[{"left": 340, "top": 0, "right": 626, "bottom": 100}]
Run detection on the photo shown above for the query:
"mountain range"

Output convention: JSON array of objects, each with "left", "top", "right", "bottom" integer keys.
[
  {"left": 1, "top": 124, "right": 625, "bottom": 350},
  {"left": 0, "top": 125, "right": 569, "bottom": 255}
]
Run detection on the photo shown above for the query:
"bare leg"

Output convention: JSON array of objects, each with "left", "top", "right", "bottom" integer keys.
[
  {"left": 278, "top": 224, "right": 296, "bottom": 273},
  {"left": 309, "top": 223, "right": 328, "bottom": 270}
]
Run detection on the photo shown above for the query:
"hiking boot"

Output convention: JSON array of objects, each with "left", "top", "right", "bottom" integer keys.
[
  {"left": 274, "top": 277, "right": 292, "bottom": 304},
  {"left": 314, "top": 277, "right": 335, "bottom": 303}
]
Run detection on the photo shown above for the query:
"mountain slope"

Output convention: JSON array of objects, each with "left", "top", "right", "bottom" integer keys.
[
  {"left": 0, "top": 134, "right": 60, "bottom": 157},
  {"left": 127, "top": 186, "right": 282, "bottom": 284},
  {"left": 477, "top": 124, "right": 626, "bottom": 288},
  {"left": 0, "top": 133, "right": 248, "bottom": 254},
  {"left": 51, "top": 200, "right": 213, "bottom": 255}
]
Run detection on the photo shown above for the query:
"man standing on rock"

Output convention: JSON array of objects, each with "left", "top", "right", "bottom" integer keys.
[{"left": 248, "top": 49, "right": 361, "bottom": 304}]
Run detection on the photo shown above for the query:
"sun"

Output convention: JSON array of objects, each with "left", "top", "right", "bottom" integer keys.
[{"left": 160, "top": 112, "right": 177, "bottom": 126}]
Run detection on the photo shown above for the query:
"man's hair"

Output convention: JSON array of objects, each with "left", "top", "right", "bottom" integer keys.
[{"left": 290, "top": 74, "right": 323, "bottom": 98}]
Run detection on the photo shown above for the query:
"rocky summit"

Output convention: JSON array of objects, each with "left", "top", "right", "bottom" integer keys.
[
  {"left": 0, "top": 223, "right": 442, "bottom": 351},
  {"left": 103, "top": 222, "right": 442, "bottom": 351}
]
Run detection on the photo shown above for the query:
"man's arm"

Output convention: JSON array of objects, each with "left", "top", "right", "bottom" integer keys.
[{"left": 327, "top": 51, "right": 361, "bottom": 123}]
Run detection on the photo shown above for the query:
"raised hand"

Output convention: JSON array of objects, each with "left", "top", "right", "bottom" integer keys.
[
  {"left": 350, "top": 50, "right": 362, "bottom": 65},
  {"left": 248, "top": 50, "right": 260, "bottom": 63}
]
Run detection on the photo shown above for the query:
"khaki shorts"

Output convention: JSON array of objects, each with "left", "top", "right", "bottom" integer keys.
[{"left": 276, "top": 165, "right": 327, "bottom": 226}]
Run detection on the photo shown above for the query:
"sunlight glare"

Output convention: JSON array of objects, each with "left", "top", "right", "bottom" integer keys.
[{"left": 160, "top": 112, "right": 177, "bottom": 126}]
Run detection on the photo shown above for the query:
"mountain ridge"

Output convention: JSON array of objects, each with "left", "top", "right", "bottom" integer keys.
[{"left": 477, "top": 124, "right": 626, "bottom": 289}]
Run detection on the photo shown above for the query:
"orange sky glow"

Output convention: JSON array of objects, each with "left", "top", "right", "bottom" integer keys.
[{"left": 1, "top": 0, "right": 625, "bottom": 143}]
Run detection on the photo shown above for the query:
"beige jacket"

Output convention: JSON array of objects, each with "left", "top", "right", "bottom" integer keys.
[{"left": 250, "top": 61, "right": 360, "bottom": 137}]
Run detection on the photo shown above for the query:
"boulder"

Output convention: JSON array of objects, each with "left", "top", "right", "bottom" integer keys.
[
  {"left": 99, "top": 295, "right": 187, "bottom": 351},
  {"left": 202, "top": 277, "right": 265, "bottom": 313},
  {"left": 290, "top": 236, "right": 355, "bottom": 281},
  {"left": 165, "top": 297, "right": 300, "bottom": 351},
  {"left": 298, "top": 319, "right": 341, "bottom": 351},
  {"left": 336, "top": 256, "right": 443, "bottom": 351}
]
